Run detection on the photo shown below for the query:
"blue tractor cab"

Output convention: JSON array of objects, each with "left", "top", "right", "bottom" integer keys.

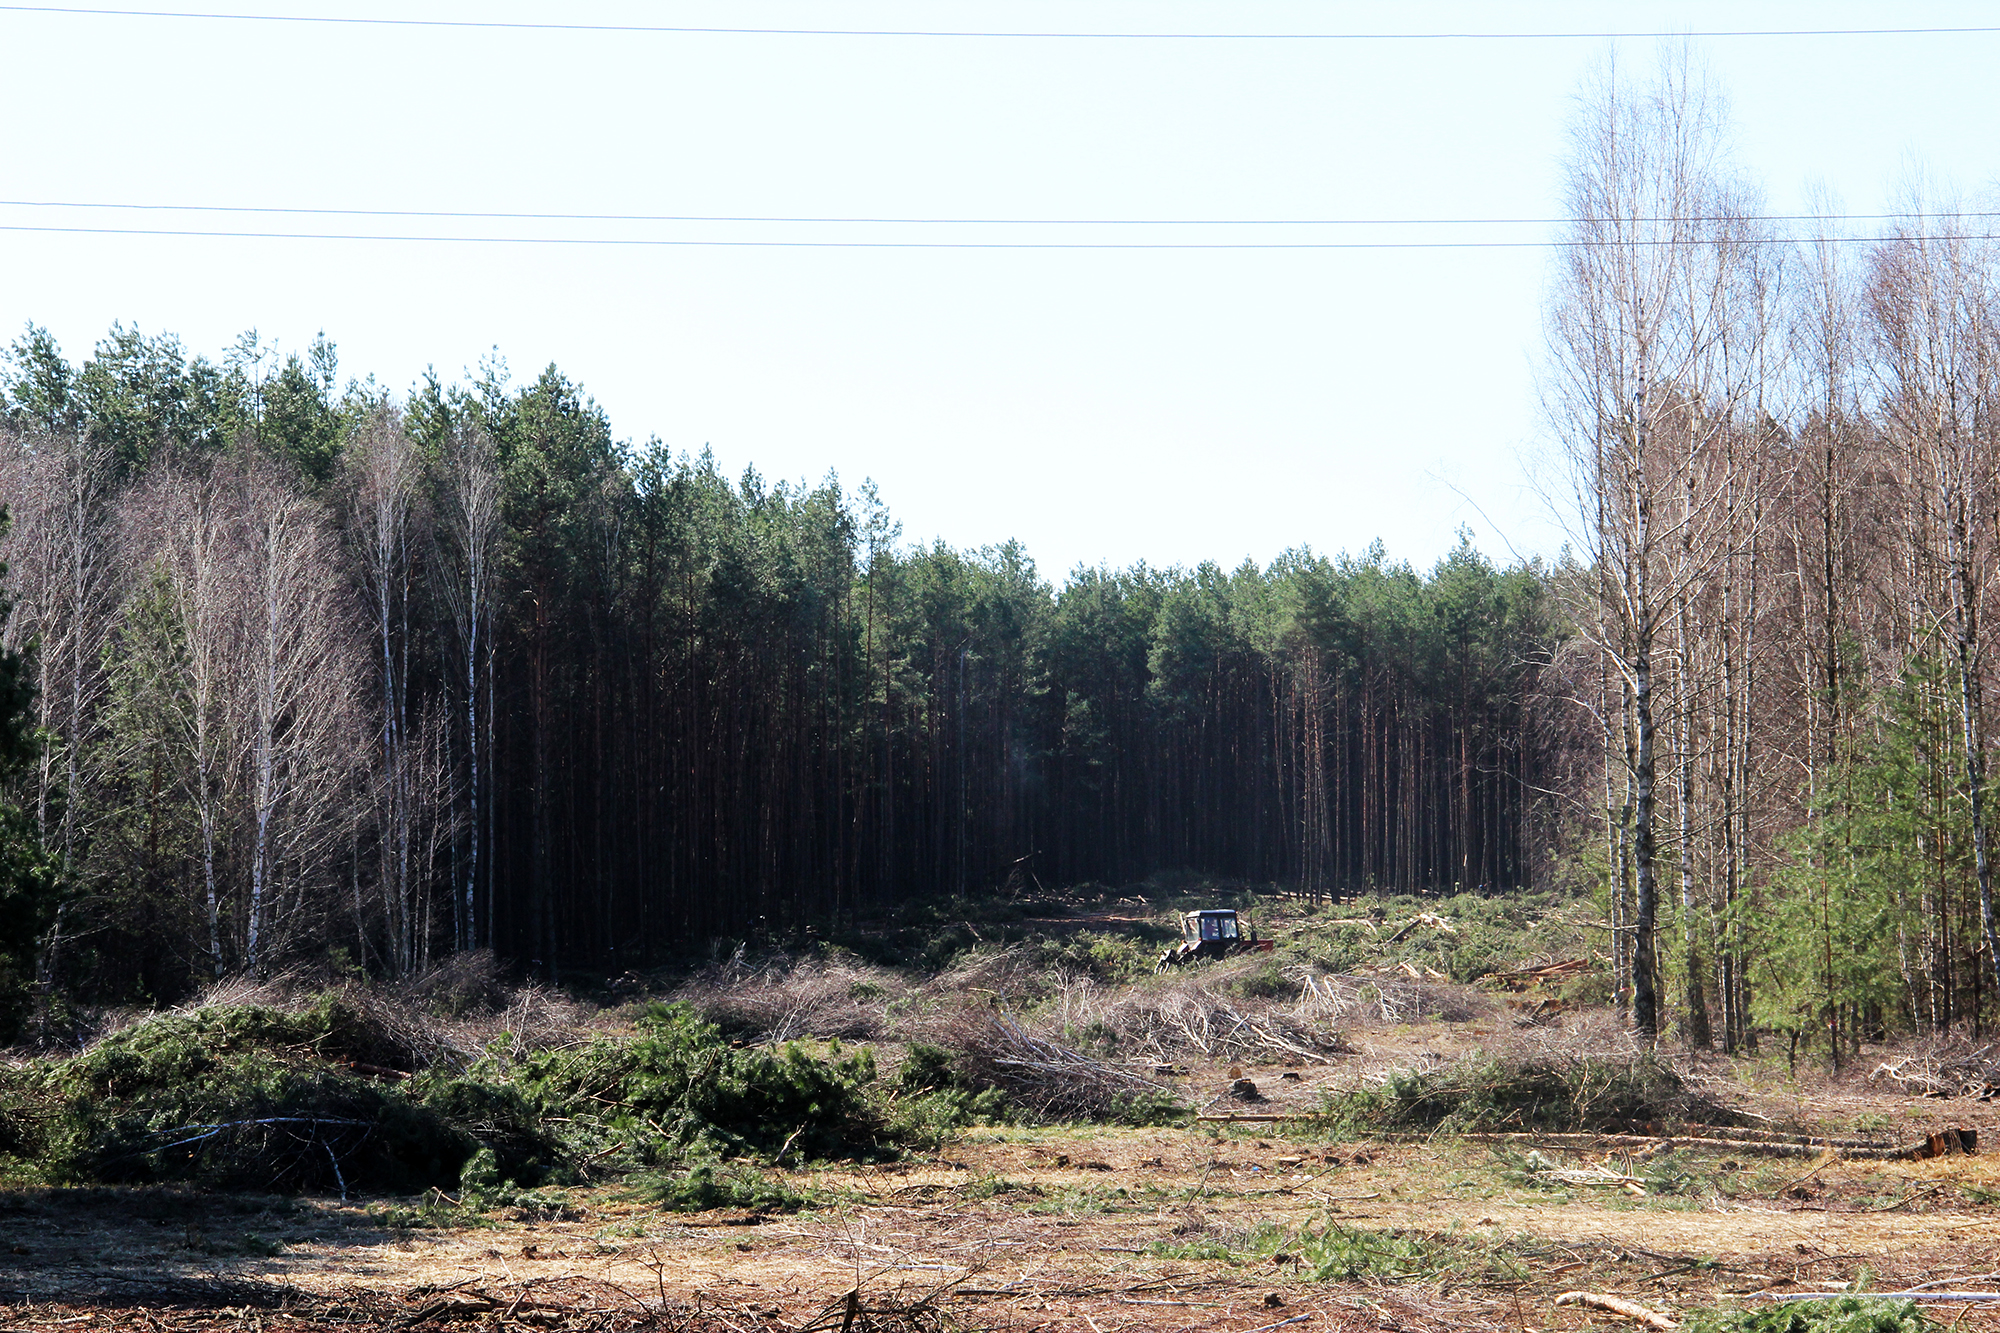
[{"left": 1156, "top": 909, "right": 1273, "bottom": 970}]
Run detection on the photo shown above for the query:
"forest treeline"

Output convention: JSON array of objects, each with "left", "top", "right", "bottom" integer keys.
[
  {"left": 0, "top": 324, "right": 1555, "bottom": 1019},
  {"left": 10, "top": 50, "right": 2000, "bottom": 1062},
  {"left": 1549, "top": 53, "right": 2000, "bottom": 1055}
]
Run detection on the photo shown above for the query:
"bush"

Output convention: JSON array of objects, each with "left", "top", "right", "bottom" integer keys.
[{"left": 646, "top": 1159, "right": 818, "bottom": 1213}]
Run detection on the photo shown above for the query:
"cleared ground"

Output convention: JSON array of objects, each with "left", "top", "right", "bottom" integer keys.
[{"left": 5, "top": 1023, "right": 1998, "bottom": 1333}]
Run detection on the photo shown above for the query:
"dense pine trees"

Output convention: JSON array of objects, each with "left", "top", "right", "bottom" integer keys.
[{"left": 0, "top": 327, "right": 1557, "bottom": 1006}]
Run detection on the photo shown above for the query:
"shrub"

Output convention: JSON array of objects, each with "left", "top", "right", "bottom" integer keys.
[
  {"left": 885, "top": 1042, "right": 1014, "bottom": 1145},
  {"left": 645, "top": 1159, "right": 818, "bottom": 1213}
]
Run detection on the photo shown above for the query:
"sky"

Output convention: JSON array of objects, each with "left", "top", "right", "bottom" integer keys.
[{"left": 3, "top": 1, "right": 1998, "bottom": 583}]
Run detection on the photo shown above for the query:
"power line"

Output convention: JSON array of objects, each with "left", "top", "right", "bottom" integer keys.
[
  {"left": 3, "top": 5, "right": 1998, "bottom": 39},
  {"left": 4, "top": 222, "right": 1993, "bottom": 249},
  {"left": 3, "top": 199, "right": 1995, "bottom": 229}
]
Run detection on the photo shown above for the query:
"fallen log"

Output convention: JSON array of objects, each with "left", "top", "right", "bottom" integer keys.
[
  {"left": 1554, "top": 1292, "right": 1677, "bottom": 1330},
  {"left": 1382, "top": 912, "right": 1456, "bottom": 945},
  {"left": 1767, "top": 1294, "right": 2000, "bottom": 1303},
  {"left": 1435, "top": 1129, "right": 1970, "bottom": 1160},
  {"left": 1481, "top": 958, "right": 1598, "bottom": 992}
]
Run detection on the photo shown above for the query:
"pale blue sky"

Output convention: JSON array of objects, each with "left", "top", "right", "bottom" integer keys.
[{"left": 4, "top": 1, "right": 1997, "bottom": 578}]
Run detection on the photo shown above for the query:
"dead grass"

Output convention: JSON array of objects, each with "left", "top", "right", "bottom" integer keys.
[
  {"left": 1047, "top": 962, "right": 1359, "bottom": 1065},
  {"left": 672, "top": 949, "right": 913, "bottom": 1043}
]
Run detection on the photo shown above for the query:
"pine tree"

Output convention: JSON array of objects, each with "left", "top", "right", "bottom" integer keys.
[{"left": 0, "top": 507, "right": 60, "bottom": 1036}]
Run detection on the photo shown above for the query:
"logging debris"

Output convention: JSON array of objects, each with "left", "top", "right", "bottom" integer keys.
[
  {"left": 1555, "top": 1291, "right": 1678, "bottom": 1330},
  {"left": 1382, "top": 913, "right": 1458, "bottom": 945},
  {"left": 935, "top": 1013, "right": 1181, "bottom": 1123},
  {"left": 1870, "top": 1044, "right": 2000, "bottom": 1100},
  {"left": 1480, "top": 957, "right": 1599, "bottom": 992}
]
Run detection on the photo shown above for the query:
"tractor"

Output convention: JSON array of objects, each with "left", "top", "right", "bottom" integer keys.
[{"left": 1155, "top": 908, "right": 1274, "bottom": 971}]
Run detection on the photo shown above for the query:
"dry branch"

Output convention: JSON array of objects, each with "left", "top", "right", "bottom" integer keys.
[
  {"left": 942, "top": 1013, "right": 1175, "bottom": 1119},
  {"left": 1555, "top": 1291, "right": 1678, "bottom": 1330}
]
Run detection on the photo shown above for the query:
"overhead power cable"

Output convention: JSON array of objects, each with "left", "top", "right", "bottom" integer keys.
[
  {"left": 4, "top": 222, "right": 1995, "bottom": 250},
  {"left": 3, "top": 199, "right": 1996, "bottom": 229},
  {"left": 3, "top": 5, "right": 1998, "bottom": 39}
]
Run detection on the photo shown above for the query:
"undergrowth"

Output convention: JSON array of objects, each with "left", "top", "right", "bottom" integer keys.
[
  {"left": 1151, "top": 1213, "right": 1538, "bottom": 1285},
  {"left": 1278, "top": 888, "right": 1600, "bottom": 981}
]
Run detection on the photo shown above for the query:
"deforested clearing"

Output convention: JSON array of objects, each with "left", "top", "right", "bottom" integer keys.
[
  {"left": 0, "top": 887, "right": 1992, "bottom": 1332},
  {"left": 11, "top": 42, "right": 2000, "bottom": 1333}
]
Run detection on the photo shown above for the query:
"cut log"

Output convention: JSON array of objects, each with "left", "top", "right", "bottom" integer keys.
[
  {"left": 1412, "top": 1129, "right": 1971, "bottom": 1160},
  {"left": 1554, "top": 1292, "right": 1677, "bottom": 1330}
]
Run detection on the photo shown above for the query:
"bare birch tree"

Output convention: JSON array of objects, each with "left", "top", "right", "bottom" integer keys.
[
  {"left": 0, "top": 430, "right": 121, "bottom": 867},
  {"left": 432, "top": 415, "right": 500, "bottom": 951},
  {"left": 345, "top": 405, "right": 426, "bottom": 973},
  {"left": 235, "top": 461, "right": 363, "bottom": 972},
  {"left": 1547, "top": 50, "right": 1769, "bottom": 1037},
  {"left": 136, "top": 466, "right": 242, "bottom": 975}
]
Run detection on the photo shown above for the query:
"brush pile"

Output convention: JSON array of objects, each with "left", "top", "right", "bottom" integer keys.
[
  {"left": 0, "top": 994, "right": 508, "bottom": 1195},
  {"left": 1297, "top": 969, "right": 1488, "bottom": 1025},
  {"left": 0, "top": 981, "right": 900, "bottom": 1197},
  {"left": 672, "top": 949, "right": 911, "bottom": 1042},
  {"left": 921, "top": 1009, "right": 1180, "bottom": 1123},
  {"left": 1364, "top": 1049, "right": 1745, "bottom": 1134},
  {"left": 1869, "top": 1038, "right": 2000, "bottom": 1099},
  {"left": 1100, "top": 981, "right": 1353, "bottom": 1064}
]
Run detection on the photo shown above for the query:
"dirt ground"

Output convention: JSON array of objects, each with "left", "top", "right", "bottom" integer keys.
[{"left": 6, "top": 1023, "right": 1999, "bottom": 1332}]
